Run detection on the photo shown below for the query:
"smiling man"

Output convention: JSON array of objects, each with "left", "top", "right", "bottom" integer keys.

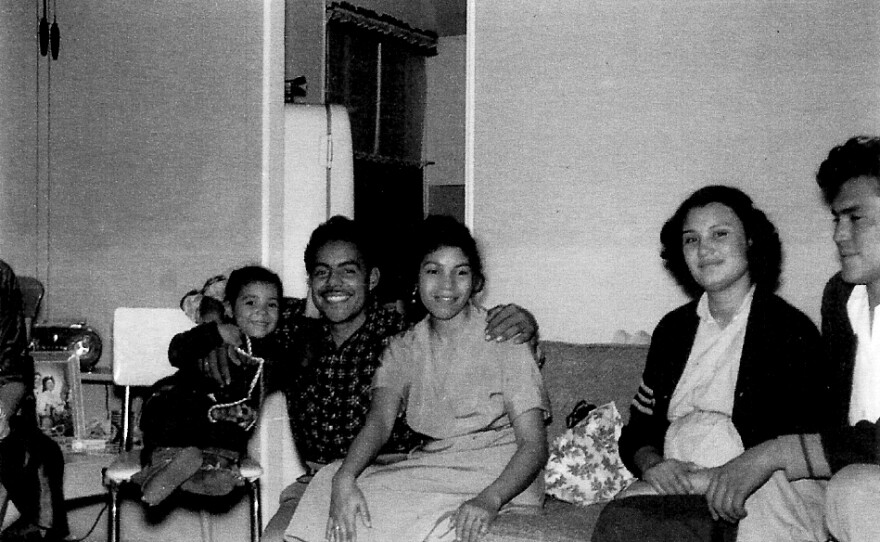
[{"left": 287, "top": 222, "right": 414, "bottom": 465}]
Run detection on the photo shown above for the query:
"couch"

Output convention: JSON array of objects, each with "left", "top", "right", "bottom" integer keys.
[
  {"left": 483, "top": 341, "right": 649, "bottom": 542},
  {"left": 258, "top": 341, "right": 649, "bottom": 542}
]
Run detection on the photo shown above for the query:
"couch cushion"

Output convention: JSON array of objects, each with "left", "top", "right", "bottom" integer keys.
[
  {"left": 540, "top": 342, "right": 648, "bottom": 443},
  {"left": 485, "top": 498, "right": 606, "bottom": 542},
  {"left": 481, "top": 343, "right": 647, "bottom": 541}
]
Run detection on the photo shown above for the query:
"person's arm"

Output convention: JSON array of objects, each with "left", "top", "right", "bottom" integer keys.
[
  {"left": 484, "top": 304, "right": 538, "bottom": 346},
  {"left": 705, "top": 433, "right": 831, "bottom": 523},
  {"left": 167, "top": 322, "right": 229, "bottom": 367},
  {"left": 704, "top": 299, "right": 839, "bottom": 521},
  {"left": 632, "top": 446, "right": 663, "bottom": 474},
  {"left": 618, "top": 312, "right": 706, "bottom": 495},
  {"left": 168, "top": 322, "right": 229, "bottom": 364},
  {"left": 618, "top": 326, "right": 672, "bottom": 477},
  {"left": 620, "top": 410, "right": 669, "bottom": 479},
  {"left": 264, "top": 299, "right": 323, "bottom": 395},
  {"left": 0, "top": 382, "right": 24, "bottom": 440},
  {"left": 328, "top": 386, "right": 401, "bottom": 542},
  {"left": 452, "top": 408, "right": 547, "bottom": 542},
  {"left": 632, "top": 445, "right": 702, "bottom": 495},
  {"left": 820, "top": 420, "right": 878, "bottom": 471},
  {"left": 167, "top": 321, "right": 245, "bottom": 386}
]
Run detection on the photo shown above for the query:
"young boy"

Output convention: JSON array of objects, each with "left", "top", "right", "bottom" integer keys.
[{"left": 132, "top": 265, "right": 282, "bottom": 506}]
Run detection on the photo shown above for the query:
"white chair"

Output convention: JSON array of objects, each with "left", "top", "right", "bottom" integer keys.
[{"left": 102, "top": 308, "right": 262, "bottom": 542}]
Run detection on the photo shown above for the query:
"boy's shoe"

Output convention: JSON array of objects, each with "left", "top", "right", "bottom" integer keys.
[
  {"left": 180, "top": 448, "right": 244, "bottom": 496},
  {"left": 130, "top": 446, "right": 192, "bottom": 489},
  {"left": 180, "top": 466, "right": 243, "bottom": 497},
  {"left": 138, "top": 446, "right": 204, "bottom": 506}
]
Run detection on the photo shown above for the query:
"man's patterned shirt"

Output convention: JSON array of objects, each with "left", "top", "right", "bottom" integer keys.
[{"left": 273, "top": 298, "right": 418, "bottom": 464}]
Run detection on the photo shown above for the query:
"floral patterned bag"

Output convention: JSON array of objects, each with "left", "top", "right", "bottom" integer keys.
[{"left": 544, "top": 401, "right": 635, "bottom": 506}]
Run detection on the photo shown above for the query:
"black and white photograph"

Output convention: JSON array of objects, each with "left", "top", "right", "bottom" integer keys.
[
  {"left": 3, "top": 1, "right": 880, "bottom": 541},
  {"left": 33, "top": 353, "right": 85, "bottom": 443}
]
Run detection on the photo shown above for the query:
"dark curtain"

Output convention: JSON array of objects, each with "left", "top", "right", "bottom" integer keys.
[
  {"left": 326, "top": 3, "right": 436, "bottom": 305},
  {"left": 353, "top": 160, "right": 423, "bottom": 304}
]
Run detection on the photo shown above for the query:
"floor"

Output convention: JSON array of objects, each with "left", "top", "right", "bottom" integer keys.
[{"left": 67, "top": 491, "right": 253, "bottom": 542}]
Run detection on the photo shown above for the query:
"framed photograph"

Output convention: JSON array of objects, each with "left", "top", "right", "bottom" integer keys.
[{"left": 33, "top": 352, "right": 85, "bottom": 443}]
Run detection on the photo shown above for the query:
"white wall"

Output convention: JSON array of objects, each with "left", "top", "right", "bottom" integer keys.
[
  {"left": 285, "top": 0, "right": 326, "bottom": 102},
  {"left": 0, "top": 0, "right": 40, "bottom": 276},
  {"left": 426, "top": 35, "right": 466, "bottom": 187},
  {"left": 425, "top": 35, "right": 466, "bottom": 219},
  {"left": 472, "top": 1, "right": 880, "bottom": 343},
  {"left": 0, "top": 2, "right": 281, "bottom": 364}
]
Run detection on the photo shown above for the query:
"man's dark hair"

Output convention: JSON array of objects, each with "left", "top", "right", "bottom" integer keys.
[
  {"left": 660, "top": 185, "right": 782, "bottom": 298},
  {"left": 816, "top": 135, "right": 880, "bottom": 205},
  {"left": 304, "top": 216, "right": 373, "bottom": 275},
  {"left": 224, "top": 265, "right": 283, "bottom": 305}
]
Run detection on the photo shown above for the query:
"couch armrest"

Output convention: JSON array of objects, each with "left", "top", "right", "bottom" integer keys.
[{"left": 249, "top": 391, "right": 307, "bottom": 526}]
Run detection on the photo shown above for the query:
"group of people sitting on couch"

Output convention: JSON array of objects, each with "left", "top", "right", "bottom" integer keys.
[{"left": 123, "top": 133, "right": 880, "bottom": 542}]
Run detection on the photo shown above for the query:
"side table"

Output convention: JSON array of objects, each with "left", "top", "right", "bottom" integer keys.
[
  {"left": 80, "top": 367, "right": 114, "bottom": 384},
  {"left": 81, "top": 367, "right": 120, "bottom": 441}
]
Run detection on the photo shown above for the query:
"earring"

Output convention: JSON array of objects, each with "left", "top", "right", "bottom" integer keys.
[{"left": 411, "top": 285, "right": 419, "bottom": 306}]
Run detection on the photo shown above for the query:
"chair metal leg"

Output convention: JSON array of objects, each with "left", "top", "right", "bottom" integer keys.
[
  {"left": 249, "top": 479, "right": 262, "bottom": 542},
  {"left": 108, "top": 484, "right": 121, "bottom": 542},
  {"left": 121, "top": 387, "right": 132, "bottom": 451},
  {"left": 0, "top": 484, "right": 10, "bottom": 531},
  {"left": 105, "top": 465, "right": 261, "bottom": 542},
  {"left": 198, "top": 509, "right": 214, "bottom": 542}
]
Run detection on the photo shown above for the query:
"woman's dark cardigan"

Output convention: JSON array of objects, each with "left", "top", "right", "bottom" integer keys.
[{"left": 618, "top": 289, "right": 830, "bottom": 477}]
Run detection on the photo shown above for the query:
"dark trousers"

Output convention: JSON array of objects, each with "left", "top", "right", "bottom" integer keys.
[
  {"left": 139, "top": 383, "right": 249, "bottom": 462},
  {"left": 0, "top": 425, "right": 68, "bottom": 538},
  {"left": 592, "top": 495, "right": 737, "bottom": 542}
]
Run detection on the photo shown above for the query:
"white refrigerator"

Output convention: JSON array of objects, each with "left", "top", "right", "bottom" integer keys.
[
  {"left": 281, "top": 103, "right": 355, "bottom": 297},
  {"left": 252, "top": 103, "right": 355, "bottom": 525}
]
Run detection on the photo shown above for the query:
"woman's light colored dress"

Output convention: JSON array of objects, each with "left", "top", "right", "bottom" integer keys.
[{"left": 285, "top": 307, "right": 549, "bottom": 542}]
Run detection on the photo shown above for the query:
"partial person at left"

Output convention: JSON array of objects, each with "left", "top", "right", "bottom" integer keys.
[{"left": 0, "top": 260, "right": 68, "bottom": 542}]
